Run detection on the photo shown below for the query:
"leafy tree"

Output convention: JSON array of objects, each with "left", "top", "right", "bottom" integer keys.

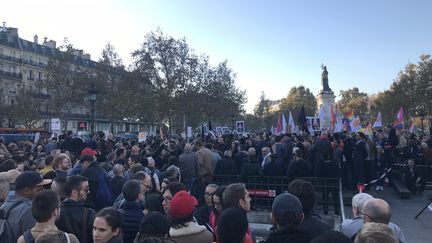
[
  {"left": 132, "top": 29, "right": 246, "bottom": 132},
  {"left": 371, "top": 54, "right": 432, "bottom": 126},
  {"left": 254, "top": 91, "right": 271, "bottom": 118},
  {"left": 279, "top": 86, "right": 317, "bottom": 124},
  {"left": 337, "top": 87, "right": 369, "bottom": 122},
  {"left": 7, "top": 90, "right": 43, "bottom": 128},
  {"left": 43, "top": 43, "right": 88, "bottom": 131}
]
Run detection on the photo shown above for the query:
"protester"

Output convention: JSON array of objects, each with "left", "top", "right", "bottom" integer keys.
[
  {"left": 263, "top": 193, "right": 310, "bottom": 243},
  {"left": 217, "top": 207, "right": 249, "bottom": 243},
  {"left": 209, "top": 185, "right": 226, "bottom": 231},
  {"left": 340, "top": 193, "right": 373, "bottom": 239},
  {"left": 310, "top": 231, "right": 352, "bottom": 243},
  {"left": 361, "top": 198, "right": 406, "bottom": 243},
  {"left": 118, "top": 180, "right": 144, "bottom": 243},
  {"left": 287, "top": 179, "right": 331, "bottom": 240},
  {"left": 56, "top": 175, "right": 95, "bottom": 243},
  {"left": 178, "top": 143, "right": 199, "bottom": 189},
  {"left": 54, "top": 154, "right": 71, "bottom": 178},
  {"left": 17, "top": 190, "right": 79, "bottom": 243},
  {"left": 135, "top": 211, "right": 170, "bottom": 241},
  {"left": 93, "top": 207, "right": 123, "bottom": 243},
  {"left": 195, "top": 183, "right": 219, "bottom": 225},
  {"left": 80, "top": 153, "right": 112, "bottom": 211},
  {"left": 355, "top": 222, "right": 397, "bottom": 243},
  {"left": 0, "top": 178, "right": 10, "bottom": 206},
  {"left": 1, "top": 171, "right": 51, "bottom": 242},
  {"left": 161, "top": 182, "right": 187, "bottom": 214},
  {"left": 167, "top": 191, "right": 213, "bottom": 243}
]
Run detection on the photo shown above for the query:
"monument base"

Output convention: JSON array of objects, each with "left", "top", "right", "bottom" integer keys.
[{"left": 316, "top": 91, "right": 336, "bottom": 129}]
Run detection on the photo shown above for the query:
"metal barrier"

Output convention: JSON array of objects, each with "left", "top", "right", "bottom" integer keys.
[{"left": 212, "top": 175, "right": 342, "bottom": 215}]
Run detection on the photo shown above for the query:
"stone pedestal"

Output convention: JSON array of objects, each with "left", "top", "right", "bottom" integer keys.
[{"left": 316, "top": 91, "right": 336, "bottom": 129}]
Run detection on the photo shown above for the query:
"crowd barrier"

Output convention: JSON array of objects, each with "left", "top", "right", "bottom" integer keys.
[{"left": 211, "top": 175, "right": 342, "bottom": 216}]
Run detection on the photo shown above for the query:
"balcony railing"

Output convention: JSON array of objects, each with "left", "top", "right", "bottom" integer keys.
[
  {"left": 0, "top": 70, "right": 22, "bottom": 80},
  {"left": 0, "top": 53, "right": 22, "bottom": 63}
]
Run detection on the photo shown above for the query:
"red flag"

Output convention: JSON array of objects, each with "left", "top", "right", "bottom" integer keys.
[
  {"left": 331, "top": 106, "right": 336, "bottom": 130},
  {"left": 275, "top": 114, "right": 282, "bottom": 134}
]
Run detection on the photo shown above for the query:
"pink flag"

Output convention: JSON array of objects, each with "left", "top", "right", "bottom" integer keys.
[{"left": 393, "top": 107, "right": 404, "bottom": 129}]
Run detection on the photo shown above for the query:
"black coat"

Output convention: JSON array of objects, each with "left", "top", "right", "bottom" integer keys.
[
  {"left": 295, "top": 215, "right": 332, "bottom": 240},
  {"left": 56, "top": 199, "right": 95, "bottom": 243},
  {"left": 214, "top": 157, "right": 237, "bottom": 175},
  {"left": 286, "top": 159, "right": 310, "bottom": 178},
  {"left": 263, "top": 227, "right": 310, "bottom": 243},
  {"left": 311, "top": 138, "right": 334, "bottom": 176},
  {"left": 119, "top": 201, "right": 144, "bottom": 243},
  {"left": 111, "top": 176, "right": 127, "bottom": 202},
  {"left": 81, "top": 161, "right": 112, "bottom": 211}
]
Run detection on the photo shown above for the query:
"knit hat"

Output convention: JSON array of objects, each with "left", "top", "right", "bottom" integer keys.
[
  {"left": 139, "top": 212, "right": 170, "bottom": 236},
  {"left": 169, "top": 190, "right": 198, "bottom": 219},
  {"left": 80, "top": 148, "right": 97, "bottom": 156},
  {"left": 272, "top": 193, "right": 303, "bottom": 217}
]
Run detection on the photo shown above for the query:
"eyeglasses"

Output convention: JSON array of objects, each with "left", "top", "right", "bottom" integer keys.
[
  {"left": 204, "top": 192, "right": 214, "bottom": 198},
  {"left": 361, "top": 211, "right": 374, "bottom": 221}
]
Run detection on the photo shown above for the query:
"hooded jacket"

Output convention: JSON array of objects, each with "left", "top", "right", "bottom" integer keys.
[
  {"left": 168, "top": 221, "right": 213, "bottom": 243},
  {"left": 56, "top": 198, "right": 95, "bottom": 243}
]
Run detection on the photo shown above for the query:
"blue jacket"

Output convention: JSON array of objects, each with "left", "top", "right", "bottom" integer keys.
[{"left": 119, "top": 200, "right": 144, "bottom": 243}]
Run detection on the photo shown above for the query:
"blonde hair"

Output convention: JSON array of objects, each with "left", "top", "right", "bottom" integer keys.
[{"left": 355, "top": 222, "right": 398, "bottom": 243}]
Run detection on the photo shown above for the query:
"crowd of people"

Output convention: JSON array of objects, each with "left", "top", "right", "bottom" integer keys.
[{"left": 0, "top": 127, "right": 428, "bottom": 242}]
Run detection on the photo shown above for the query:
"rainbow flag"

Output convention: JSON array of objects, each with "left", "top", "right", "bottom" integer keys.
[
  {"left": 344, "top": 108, "right": 354, "bottom": 121},
  {"left": 365, "top": 122, "right": 373, "bottom": 138}
]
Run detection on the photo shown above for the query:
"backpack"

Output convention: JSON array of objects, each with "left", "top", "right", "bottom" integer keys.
[
  {"left": 95, "top": 173, "right": 113, "bottom": 209},
  {"left": 0, "top": 201, "right": 24, "bottom": 243}
]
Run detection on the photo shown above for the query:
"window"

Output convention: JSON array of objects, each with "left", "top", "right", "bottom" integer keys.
[
  {"left": 0, "top": 48, "right": 3, "bottom": 55},
  {"left": 29, "top": 69, "right": 33, "bottom": 80},
  {"left": 38, "top": 72, "right": 42, "bottom": 80}
]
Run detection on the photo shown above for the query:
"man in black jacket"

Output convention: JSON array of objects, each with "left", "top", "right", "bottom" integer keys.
[
  {"left": 118, "top": 180, "right": 145, "bottom": 243},
  {"left": 80, "top": 153, "right": 112, "bottom": 211},
  {"left": 264, "top": 193, "right": 310, "bottom": 243},
  {"left": 287, "top": 179, "right": 331, "bottom": 240},
  {"left": 56, "top": 175, "right": 95, "bottom": 243}
]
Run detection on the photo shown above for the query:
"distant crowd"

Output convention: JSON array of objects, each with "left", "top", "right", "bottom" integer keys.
[{"left": 0, "top": 127, "right": 427, "bottom": 242}]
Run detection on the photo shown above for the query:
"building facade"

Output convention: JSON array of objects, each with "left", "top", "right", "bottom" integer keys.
[{"left": 0, "top": 22, "right": 142, "bottom": 134}]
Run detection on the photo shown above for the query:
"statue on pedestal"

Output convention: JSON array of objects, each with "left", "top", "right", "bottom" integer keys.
[{"left": 321, "top": 64, "right": 333, "bottom": 94}]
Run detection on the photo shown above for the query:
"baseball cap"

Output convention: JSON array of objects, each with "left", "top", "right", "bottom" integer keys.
[
  {"left": 169, "top": 190, "right": 198, "bottom": 219},
  {"left": 272, "top": 193, "right": 303, "bottom": 217},
  {"left": 81, "top": 148, "right": 97, "bottom": 156},
  {"left": 15, "top": 171, "right": 52, "bottom": 190}
]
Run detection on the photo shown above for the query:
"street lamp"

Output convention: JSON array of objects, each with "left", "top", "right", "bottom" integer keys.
[
  {"left": 417, "top": 105, "right": 426, "bottom": 134},
  {"left": 88, "top": 84, "right": 98, "bottom": 133}
]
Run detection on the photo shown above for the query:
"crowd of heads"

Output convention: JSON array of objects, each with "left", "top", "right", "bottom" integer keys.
[{"left": 0, "top": 128, "right": 419, "bottom": 242}]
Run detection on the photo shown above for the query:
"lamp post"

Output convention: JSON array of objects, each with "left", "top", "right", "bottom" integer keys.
[
  {"left": 88, "top": 84, "right": 97, "bottom": 133},
  {"left": 418, "top": 107, "right": 426, "bottom": 134}
]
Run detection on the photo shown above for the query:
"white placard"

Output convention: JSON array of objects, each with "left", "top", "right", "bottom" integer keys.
[
  {"left": 138, "top": 131, "right": 147, "bottom": 142},
  {"left": 51, "top": 118, "right": 61, "bottom": 131},
  {"left": 187, "top": 127, "right": 192, "bottom": 138},
  {"left": 34, "top": 132, "right": 40, "bottom": 143}
]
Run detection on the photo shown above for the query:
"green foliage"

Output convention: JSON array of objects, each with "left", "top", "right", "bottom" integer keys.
[
  {"left": 7, "top": 90, "right": 43, "bottom": 128},
  {"left": 132, "top": 29, "right": 246, "bottom": 131},
  {"left": 337, "top": 87, "right": 369, "bottom": 122},
  {"left": 279, "top": 86, "right": 317, "bottom": 123},
  {"left": 43, "top": 43, "right": 88, "bottom": 130},
  {"left": 371, "top": 54, "right": 432, "bottom": 126}
]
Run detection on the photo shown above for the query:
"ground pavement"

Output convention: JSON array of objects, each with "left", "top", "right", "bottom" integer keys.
[{"left": 249, "top": 187, "right": 432, "bottom": 243}]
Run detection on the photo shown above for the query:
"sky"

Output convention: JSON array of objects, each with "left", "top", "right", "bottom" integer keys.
[{"left": 2, "top": 0, "right": 432, "bottom": 113}]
